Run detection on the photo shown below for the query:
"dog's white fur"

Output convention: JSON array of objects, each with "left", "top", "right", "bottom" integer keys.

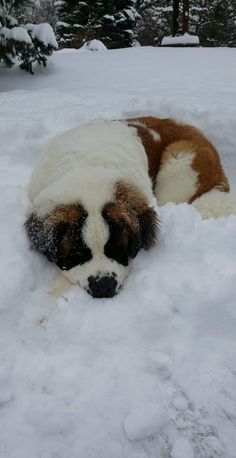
[
  {"left": 155, "top": 152, "right": 198, "bottom": 206},
  {"left": 29, "top": 120, "right": 154, "bottom": 212},
  {"left": 193, "top": 188, "right": 236, "bottom": 219}
]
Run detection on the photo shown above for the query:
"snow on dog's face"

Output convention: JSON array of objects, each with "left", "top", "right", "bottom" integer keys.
[{"left": 25, "top": 182, "right": 159, "bottom": 298}]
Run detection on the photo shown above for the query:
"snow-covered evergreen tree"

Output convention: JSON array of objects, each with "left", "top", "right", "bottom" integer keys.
[
  {"left": 137, "top": 0, "right": 236, "bottom": 47},
  {"left": 102, "top": 0, "right": 139, "bottom": 49},
  {"left": 197, "top": 0, "right": 236, "bottom": 47},
  {"left": 57, "top": 0, "right": 139, "bottom": 49},
  {"left": 136, "top": 0, "right": 172, "bottom": 45},
  {"left": 0, "top": 1, "right": 58, "bottom": 73},
  {"left": 17, "top": 1, "right": 58, "bottom": 29},
  {"left": 188, "top": 0, "right": 208, "bottom": 35}
]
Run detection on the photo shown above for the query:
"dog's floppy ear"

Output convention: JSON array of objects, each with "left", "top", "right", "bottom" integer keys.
[
  {"left": 25, "top": 204, "right": 88, "bottom": 266},
  {"left": 25, "top": 212, "right": 65, "bottom": 263},
  {"left": 115, "top": 181, "right": 160, "bottom": 251},
  {"left": 103, "top": 182, "right": 160, "bottom": 265},
  {"left": 138, "top": 206, "right": 159, "bottom": 250}
]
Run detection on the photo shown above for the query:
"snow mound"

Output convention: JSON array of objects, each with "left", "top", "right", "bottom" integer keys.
[
  {"left": 80, "top": 39, "right": 107, "bottom": 52},
  {"left": 162, "top": 33, "right": 199, "bottom": 46},
  {"left": 123, "top": 404, "right": 167, "bottom": 441}
]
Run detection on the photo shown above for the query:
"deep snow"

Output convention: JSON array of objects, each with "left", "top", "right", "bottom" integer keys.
[{"left": 0, "top": 47, "right": 236, "bottom": 458}]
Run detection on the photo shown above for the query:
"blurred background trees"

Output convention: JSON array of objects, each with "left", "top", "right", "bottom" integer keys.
[
  {"left": 56, "top": 0, "right": 139, "bottom": 49},
  {"left": 135, "top": 0, "right": 236, "bottom": 47},
  {"left": 1, "top": 0, "right": 236, "bottom": 63}
]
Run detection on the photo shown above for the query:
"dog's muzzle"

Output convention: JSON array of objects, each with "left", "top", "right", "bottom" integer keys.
[{"left": 88, "top": 274, "right": 118, "bottom": 298}]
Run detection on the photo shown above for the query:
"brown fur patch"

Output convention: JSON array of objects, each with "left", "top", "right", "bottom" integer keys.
[
  {"left": 127, "top": 116, "right": 229, "bottom": 202},
  {"left": 45, "top": 203, "right": 86, "bottom": 228},
  {"left": 44, "top": 204, "right": 87, "bottom": 259},
  {"left": 103, "top": 181, "right": 159, "bottom": 250},
  {"left": 104, "top": 181, "right": 149, "bottom": 231},
  {"left": 25, "top": 203, "right": 91, "bottom": 269}
]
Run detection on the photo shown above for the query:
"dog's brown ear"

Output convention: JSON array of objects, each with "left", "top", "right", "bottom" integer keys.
[
  {"left": 25, "top": 204, "right": 90, "bottom": 269},
  {"left": 115, "top": 181, "right": 159, "bottom": 251},
  {"left": 138, "top": 207, "right": 159, "bottom": 250},
  {"left": 25, "top": 212, "right": 61, "bottom": 263}
]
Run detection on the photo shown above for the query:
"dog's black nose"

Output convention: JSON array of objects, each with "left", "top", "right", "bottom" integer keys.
[{"left": 88, "top": 275, "right": 118, "bottom": 298}]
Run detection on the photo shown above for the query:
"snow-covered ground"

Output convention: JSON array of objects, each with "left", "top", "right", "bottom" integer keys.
[{"left": 0, "top": 47, "right": 236, "bottom": 458}]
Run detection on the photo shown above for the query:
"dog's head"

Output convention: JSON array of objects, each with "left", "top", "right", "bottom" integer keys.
[{"left": 25, "top": 182, "right": 159, "bottom": 298}]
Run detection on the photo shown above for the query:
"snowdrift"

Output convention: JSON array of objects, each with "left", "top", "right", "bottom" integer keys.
[{"left": 0, "top": 46, "right": 236, "bottom": 458}]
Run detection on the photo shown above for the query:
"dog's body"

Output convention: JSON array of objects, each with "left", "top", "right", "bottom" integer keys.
[{"left": 26, "top": 117, "right": 235, "bottom": 297}]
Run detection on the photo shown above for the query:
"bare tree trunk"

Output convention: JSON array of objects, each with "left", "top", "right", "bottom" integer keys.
[
  {"left": 183, "top": 0, "right": 190, "bottom": 34},
  {"left": 172, "top": 0, "right": 180, "bottom": 36}
]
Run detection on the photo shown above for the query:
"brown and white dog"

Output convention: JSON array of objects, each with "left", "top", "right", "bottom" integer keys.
[{"left": 25, "top": 117, "right": 236, "bottom": 298}]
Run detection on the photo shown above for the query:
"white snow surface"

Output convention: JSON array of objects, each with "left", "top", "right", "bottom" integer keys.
[
  {"left": 0, "top": 46, "right": 236, "bottom": 458},
  {"left": 171, "top": 437, "right": 194, "bottom": 458}
]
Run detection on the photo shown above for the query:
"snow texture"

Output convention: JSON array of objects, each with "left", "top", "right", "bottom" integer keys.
[
  {"left": 26, "top": 23, "right": 58, "bottom": 48},
  {"left": 80, "top": 39, "right": 107, "bottom": 52},
  {"left": 0, "top": 26, "right": 32, "bottom": 44},
  {"left": 162, "top": 33, "right": 200, "bottom": 46},
  {"left": 171, "top": 437, "right": 194, "bottom": 458},
  {"left": 0, "top": 46, "right": 236, "bottom": 458},
  {"left": 124, "top": 404, "right": 168, "bottom": 440},
  {"left": 10, "top": 26, "right": 32, "bottom": 44},
  {"left": 0, "top": 22, "right": 57, "bottom": 48}
]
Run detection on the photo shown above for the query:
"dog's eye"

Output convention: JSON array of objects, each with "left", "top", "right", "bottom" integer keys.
[
  {"left": 104, "top": 221, "right": 137, "bottom": 266},
  {"left": 57, "top": 243, "right": 92, "bottom": 270},
  {"left": 115, "top": 228, "right": 129, "bottom": 247},
  {"left": 57, "top": 233, "right": 92, "bottom": 270}
]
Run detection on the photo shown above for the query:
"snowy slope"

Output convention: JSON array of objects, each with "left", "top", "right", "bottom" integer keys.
[{"left": 0, "top": 47, "right": 236, "bottom": 458}]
